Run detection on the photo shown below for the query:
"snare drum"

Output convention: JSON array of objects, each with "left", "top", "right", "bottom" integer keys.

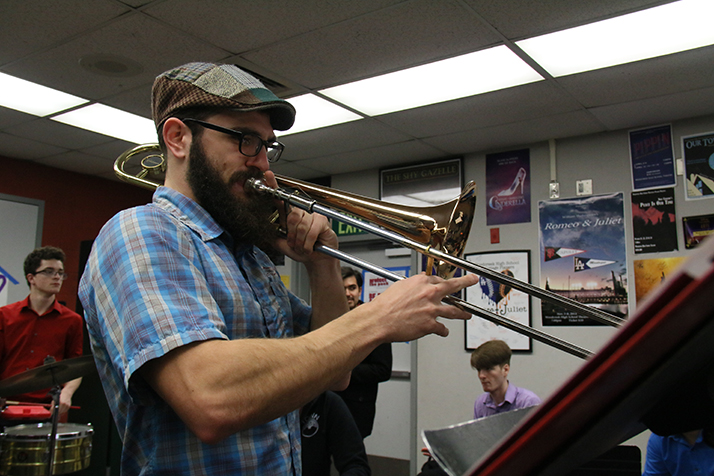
[{"left": 0, "top": 423, "right": 92, "bottom": 475}]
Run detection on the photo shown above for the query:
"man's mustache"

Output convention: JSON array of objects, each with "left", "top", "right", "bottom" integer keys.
[{"left": 229, "top": 168, "right": 264, "bottom": 189}]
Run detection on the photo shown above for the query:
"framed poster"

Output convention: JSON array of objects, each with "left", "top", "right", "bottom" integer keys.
[
  {"left": 381, "top": 158, "right": 462, "bottom": 207},
  {"left": 629, "top": 124, "right": 676, "bottom": 190},
  {"left": 682, "top": 131, "right": 714, "bottom": 200},
  {"left": 464, "top": 250, "right": 532, "bottom": 352}
]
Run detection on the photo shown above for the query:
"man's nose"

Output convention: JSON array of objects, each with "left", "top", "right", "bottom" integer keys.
[{"left": 246, "top": 150, "right": 270, "bottom": 172}]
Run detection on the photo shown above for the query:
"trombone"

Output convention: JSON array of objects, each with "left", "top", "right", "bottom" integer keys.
[{"left": 115, "top": 144, "right": 624, "bottom": 359}]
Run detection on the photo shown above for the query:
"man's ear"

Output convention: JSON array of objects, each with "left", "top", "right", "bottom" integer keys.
[
  {"left": 503, "top": 363, "right": 510, "bottom": 375},
  {"left": 162, "top": 117, "right": 191, "bottom": 161}
]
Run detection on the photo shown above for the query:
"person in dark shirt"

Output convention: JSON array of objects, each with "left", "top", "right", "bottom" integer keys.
[
  {"left": 336, "top": 267, "right": 393, "bottom": 438},
  {"left": 301, "top": 391, "right": 371, "bottom": 476}
]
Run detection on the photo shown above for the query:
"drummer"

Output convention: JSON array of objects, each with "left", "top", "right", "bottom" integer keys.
[{"left": 0, "top": 246, "right": 84, "bottom": 420}]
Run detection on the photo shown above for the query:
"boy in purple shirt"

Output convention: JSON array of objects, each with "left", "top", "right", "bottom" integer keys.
[{"left": 471, "top": 340, "right": 541, "bottom": 419}]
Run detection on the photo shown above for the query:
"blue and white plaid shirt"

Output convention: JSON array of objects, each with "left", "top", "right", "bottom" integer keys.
[{"left": 79, "top": 186, "right": 311, "bottom": 475}]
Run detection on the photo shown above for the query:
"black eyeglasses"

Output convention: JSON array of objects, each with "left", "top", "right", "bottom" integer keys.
[
  {"left": 33, "top": 268, "right": 68, "bottom": 280},
  {"left": 182, "top": 118, "right": 284, "bottom": 163}
]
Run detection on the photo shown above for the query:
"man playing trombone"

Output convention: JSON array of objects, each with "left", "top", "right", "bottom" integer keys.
[{"left": 79, "top": 62, "right": 477, "bottom": 475}]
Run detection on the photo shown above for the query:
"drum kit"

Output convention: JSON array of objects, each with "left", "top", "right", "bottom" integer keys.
[{"left": 0, "top": 356, "right": 96, "bottom": 476}]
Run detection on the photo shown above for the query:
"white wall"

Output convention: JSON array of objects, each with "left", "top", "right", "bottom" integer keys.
[{"left": 330, "top": 113, "right": 714, "bottom": 474}]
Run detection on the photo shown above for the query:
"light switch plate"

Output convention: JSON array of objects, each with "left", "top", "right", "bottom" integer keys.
[{"left": 576, "top": 179, "right": 592, "bottom": 196}]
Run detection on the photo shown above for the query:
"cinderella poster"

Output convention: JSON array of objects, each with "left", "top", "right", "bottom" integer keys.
[
  {"left": 486, "top": 149, "right": 530, "bottom": 225},
  {"left": 539, "top": 193, "right": 629, "bottom": 326}
]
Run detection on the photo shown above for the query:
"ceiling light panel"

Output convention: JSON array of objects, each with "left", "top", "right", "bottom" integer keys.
[
  {"left": 0, "top": 72, "right": 88, "bottom": 116},
  {"left": 281, "top": 94, "right": 363, "bottom": 136},
  {"left": 516, "top": 0, "right": 714, "bottom": 77},
  {"left": 51, "top": 104, "right": 157, "bottom": 144},
  {"left": 319, "top": 45, "right": 543, "bottom": 116}
]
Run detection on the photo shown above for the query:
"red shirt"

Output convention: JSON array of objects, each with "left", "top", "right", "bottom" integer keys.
[{"left": 0, "top": 296, "right": 84, "bottom": 402}]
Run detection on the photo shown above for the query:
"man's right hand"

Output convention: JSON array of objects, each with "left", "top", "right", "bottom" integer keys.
[{"left": 365, "top": 272, "right": 478, "bottom": 342}]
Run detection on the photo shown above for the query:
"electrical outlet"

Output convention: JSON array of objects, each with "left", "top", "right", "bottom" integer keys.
[{"left": 549, "top": 182, "right": 560, "bottom": 199}]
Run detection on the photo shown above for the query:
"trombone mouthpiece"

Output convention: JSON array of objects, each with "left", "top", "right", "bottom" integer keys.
[{"left": 246, "top": 177, "right": 271, "bottom": 196}]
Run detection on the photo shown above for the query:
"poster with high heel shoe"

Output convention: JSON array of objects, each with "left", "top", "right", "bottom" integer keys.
[{"left": 486, "top": 149, "right": 531, "bottom": 225}]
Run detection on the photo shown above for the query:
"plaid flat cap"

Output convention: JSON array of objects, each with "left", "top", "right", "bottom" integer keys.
[{"left": 152, "top": 62, "right": 296, "bottom": 131}]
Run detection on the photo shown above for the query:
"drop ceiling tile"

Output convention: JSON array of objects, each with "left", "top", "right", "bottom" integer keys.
[
  {"left": 589, "top": 86, "right": 714, "bottom": 130},
  {"left": 5, "top": 117, "right": 115, "bottom": 149},
  {"left": 378, "top": 80, "right": 583, "bottom": 138},
  {"left": 101, "top": 84, "right": 154, "bottom": 119},
  {"left": 0, "top": 132, "right": 67, "bottom": 159},
  {"left": 0, "top": 107, "right": 37, "bottom": 129},
  {"left": 280, "top": 118, "right": 413, "bottom": 162},
  {"left": 464, "top": 0, "right": 668, "bottom": 40},
  {"left": 144, "top": 0, "right": 404, "bottom": 54},
  {"left": 557, "top": 45, "right": 714, "bottom": 108},
  {"left": 0, "top": 0, "right": 129, "bottom": 64},
  {"left": 3, "top": 12, "right": 229, "bottom": 100},
  {"left": 243, "top": 0, "right": 501, "bottom": 89}
]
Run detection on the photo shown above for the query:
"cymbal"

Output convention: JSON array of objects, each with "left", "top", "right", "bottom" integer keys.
[{"left": 0, "top": 355, "right": 96, "bottom": 398}]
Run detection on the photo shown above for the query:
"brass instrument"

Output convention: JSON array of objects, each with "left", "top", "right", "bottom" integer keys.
[{"left": 115, "top": 144, "right": 626, "bottom": 359}]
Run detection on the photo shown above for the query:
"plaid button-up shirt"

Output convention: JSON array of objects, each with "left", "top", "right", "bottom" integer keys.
[{"left": 80, "top": 186, "right": 311, "bottom": 475}]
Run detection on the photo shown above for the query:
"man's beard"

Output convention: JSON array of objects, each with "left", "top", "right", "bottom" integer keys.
[{"left": 186, "top": 138, "right": 279, "bottom": 251}]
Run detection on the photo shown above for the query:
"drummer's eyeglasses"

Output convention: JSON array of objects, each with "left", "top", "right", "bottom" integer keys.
[
  {"left": 33, "top": 268, "right": 68, "bottom": 280},
  {"left": 182, "top": 118, "right": 285, "bottom": 163}
]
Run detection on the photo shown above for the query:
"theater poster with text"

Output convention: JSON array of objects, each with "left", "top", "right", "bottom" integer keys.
[
  {"left": 539, "top": 193, "right": 628, "bottom": 325},
  {"left": 682, "top": 131, "right": 714, "bottom": 200},
  {"left": 362, "top": 266, "right": 410, "bottom": 303},
  {"left": 629, "top": 124, "right": 676, "bottom": 191},
  {"left": 486, "top": 149, "right": 531, "bottom": 225},
  {"left": 631, "top": 188, "right": 678, "bottom": 254}
]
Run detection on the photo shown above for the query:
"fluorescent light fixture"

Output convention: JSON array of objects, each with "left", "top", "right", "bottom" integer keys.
[
  {"left": 517, "top": 0, "right": 714, "bottom": 77},
  {"left": 319, "top": 45, "right": 543, "bottom": 116},
  {"left": 281, "top": 94, "right": 362, "bottom": 135},
  {"left": 0, "top": 72, "right": 88, "bottom": 116},
  {"left": 52, "top": 103, "right": 157, "bottom": 144}
]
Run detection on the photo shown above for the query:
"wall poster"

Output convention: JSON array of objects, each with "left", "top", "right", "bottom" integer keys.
[
  {"left": 361, "top": 266, "right": 410, "bottom": 303},
  {"left": 486, "top": 149, "right": 531, "bottom": 226},
  {"left": 0, "top": 193, "right": 44, "bottom": 307},
  {"left": 631, "top": 188, "right": 677, "bottom": 254},
  {"left": 629, "top": 124, "right": 676, "bottom": 190},
  {"left": 464, "top": 250, "right": 531, "bottom": 352},
  {"left": 539, "top": 193, "right": 628, "bottom": 326},
  {"left": 682, "top": 131, "right": 714, "bottom": 200},
  {"left": 633, "top": 257, "right": 687, "bottom": 306},
  {"left": 380, "top": 158, "right": 462, "bottom": 207},
  {"left": 683, "top": 214, "right": 714, "bottom": 249}
]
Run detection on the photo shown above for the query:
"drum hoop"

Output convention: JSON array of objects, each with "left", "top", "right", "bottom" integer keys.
[{"left": 1, "top": 422, "right": 93, "bottom": 440}]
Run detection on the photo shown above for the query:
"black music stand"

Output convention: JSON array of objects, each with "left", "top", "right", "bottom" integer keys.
[{"left": 423, "top": 236, "right": 714, "bottom": 476}]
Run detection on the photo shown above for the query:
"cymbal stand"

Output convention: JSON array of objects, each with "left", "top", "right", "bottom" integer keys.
[{"left": 45, "top": 384, "right": 61, "bottom": 476}]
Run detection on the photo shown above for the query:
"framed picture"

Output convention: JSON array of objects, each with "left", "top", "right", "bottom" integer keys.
[
  {"left": 464, "top": 250, "right": 532, "bottom": 352},
  {"left": 380, "top": 158, "right": 462, "bottom": 207},
  {"left": 682, "top": 131, "right": 714, "bottom": 200}
]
